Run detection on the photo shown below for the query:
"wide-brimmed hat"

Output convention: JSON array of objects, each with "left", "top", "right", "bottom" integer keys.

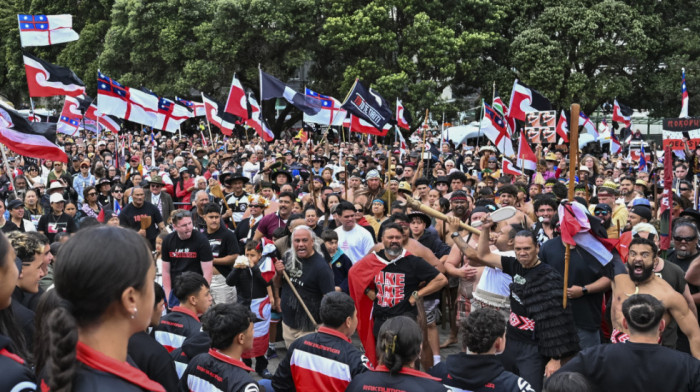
[
  {"left": 398, "top": 181, "right": 412, "bottom": 193},
  {"left": 148, "top": 175, "right": 165, "bottom": 186},
  {"left": 49, "top": 193, "right": 65, "bottom": 203},
  {"left": 408, "top": 211, "right": 431, "bottom": 227},
  {"left": 272, "top": 170, "right": 292, "bottom": 184},
  {"left": 96, "top": 178, "right": 112, "bottom": 189},
  {"left": 48, "top": 181, "right": 66, "bottom": 191},
  {"left": 229, "top": 172, "right": 250, "bottom": 184},
  {"left": 545, "top": 152, "right": 558, "bottom": 161}
]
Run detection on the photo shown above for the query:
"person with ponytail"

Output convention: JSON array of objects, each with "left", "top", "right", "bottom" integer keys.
[
  {"left": 346, "top": 316, "right": 449, "bottom": 392},
  {"left": 0, "top": 233, "right": 36, "bottom": 391},
  {"left": 39, "top": 226, "right": 165, "bottom": 391}
]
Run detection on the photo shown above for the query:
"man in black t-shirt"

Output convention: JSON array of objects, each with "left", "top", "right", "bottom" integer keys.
[
  {"left": 119, "top": 187, "right": 164, "bottom": 248},
  {"left": 273, "top": 225, "right": 335, "bottom": 348},
  {"left": 365, "top": 223, "right": 448, "bottom": 338},
  {"left": 37, "top": 193, "right": 77, "bottom": 243},
  {"left": 162, "top": 209, "right": 214, "bottom": 307},
  {"left": 451, "top": 215, "right": 579, "bottom": 392},
  {"left": 203, "top": 203, "right": 240, "bottom": 305}
]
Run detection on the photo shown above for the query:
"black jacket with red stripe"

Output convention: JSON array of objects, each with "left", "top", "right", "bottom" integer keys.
[
  {"left": 40, "top": 341, "right": 165, "bottom": 392},
  {"left": 0, "top": 334, "right": 35, "bottom": 392},
  {"left": 346, "top": 365, "right": 449, "bottom": 392},
  {"left": 271, "top": 326, "right": 370, "bottom": 392},
  {"left": 154, "top": 306, "right": 201, "bottom": 353},
  {"left": 178, "top": 348, "right": 259, "bottom": 392}
]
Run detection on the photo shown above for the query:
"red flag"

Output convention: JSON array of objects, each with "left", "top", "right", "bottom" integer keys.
[
  {"left": 349, "top": 252, "right": 391, "bottom": 366},
  {"left": 246, "top": 93, "right": 274, "bottom": 142},
  {"left": 23, "top": 52, "right": 85, "bottom": 97},
  {"left": 224, "top": 74, "right": 249, "bottom": 120},
  {"left": 612, "top": 99, "right": 632, "bottom": 128},
  {"left": 555, "top": 110, "right": 569, "bottom": 143},
  {"left": 660, "top": 145, "right": 673, "bottom": 250},
  {"left": 0, "top": 103, "right": 67, "bottom": 162},
  {"left": 56, "top": 96, "right": 81, "bottom": 135},
  {"left": 502, "top": 157, "right": 523, "bottom": 176},
  {"left": 350, "top": 115, "right": 390, "bottom": 136},
  {"left": 396, "top": 98, "right": 410, "bottom": 130},
  {"left": 201, "top": 93, "right": 236, "bottom": 136},
  {"left": 517, "top": 131, "right": 537, "bottom": 171}
]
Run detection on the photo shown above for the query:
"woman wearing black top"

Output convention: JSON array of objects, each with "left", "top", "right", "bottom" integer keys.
[
  {"left": 0, "top": 233, "right": 36, "bottom": 391},
  {"left": 37, "top": 226, "right": 164, "bottom": 391},
  {"left": 346, "top": 316, "right": 449, "bottom": 392}
]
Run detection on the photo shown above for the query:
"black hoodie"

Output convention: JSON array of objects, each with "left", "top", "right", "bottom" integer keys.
[
  {"left": 0, "top": 334, "right": 35, "bottom": 392},
  {"left": 429, "top": 352, "right": 534, "bottom": 392}
]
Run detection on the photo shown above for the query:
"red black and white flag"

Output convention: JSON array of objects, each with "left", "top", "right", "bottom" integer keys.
[
  {"left": 23, "top": 51, "right": 85, "bottom": 97},
  {"left": 246, "top": 92, "right": 274, "bottom": 142},
  {"left": 517, "top": 131, "right": 537, "bottom": 171},
  {"left": 502, "top": 157, "right": 523, "bottom": 176},
  {"left": 507, "top": 79, "right": 552, "bottom": 122},
  {"left": 396, "top": 98, "right": 411, "bottom": 130},
  {"left": 347, "top": 114, "right": 391, "bottom": 136},
  {"left": 201, "top": 93, "right": 237, "bottom": 136},
  {"left": 612, "top": 99, "right": 632, "bottom": 128},
  {"left": 0, "top": 102, "right": 67, "bottom": 162},
  {"left": 555, "top": 110, "right": 569, "bottom": 143},
  {"left": 224, "top": 74, "right": 249, "bottom": 120}
]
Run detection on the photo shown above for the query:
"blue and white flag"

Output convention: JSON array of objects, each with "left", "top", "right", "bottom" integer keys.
[
  {"left": 341, "top": 79, "right": 394, "bottom": 132},
  {"left": 259, "top": 70, "right": 320, "bottom": 116},
  {"left": 579, "top": 111, "right": 599, "bottom": 140},
  {"left": 17, "top": 14, "right": 79, "bottom": 47},
  {"left": 639, "top": 144, "right": 648, "bottom": 172}
]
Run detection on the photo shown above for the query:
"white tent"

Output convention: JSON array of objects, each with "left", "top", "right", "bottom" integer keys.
[
  {"left": 579, "top": 133, "right": 611, "bottom": 148},
  {"left": 443, "top": 121, "right": 481, "bottom": 144}
]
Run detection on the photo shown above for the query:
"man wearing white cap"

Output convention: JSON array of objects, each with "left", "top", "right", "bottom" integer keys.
[{"left": 37, "top": 193, "right": 76, "bottom": 242}]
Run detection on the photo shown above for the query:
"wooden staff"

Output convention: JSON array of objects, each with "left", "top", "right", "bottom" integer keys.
[
  {"left": 282, "top": 270, "right": 318, "bottom": 327},
  {"left": 563, "top": 104, "right": 580, "bottom": 309},
  {"left": 404, "top": 196, "right": 481, "bottom": 235},
  {"left": 386, "top": 142, "right": 392, "bottom": 209}
]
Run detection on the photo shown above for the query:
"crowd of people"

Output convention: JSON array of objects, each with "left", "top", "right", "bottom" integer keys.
[{"left": 1, "top": 126, "right": 700, "bottom": 392}]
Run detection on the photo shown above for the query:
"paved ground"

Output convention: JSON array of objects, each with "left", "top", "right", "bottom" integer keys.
[{"left": 252, "top": 318, "right": 462, "bottom": 380}]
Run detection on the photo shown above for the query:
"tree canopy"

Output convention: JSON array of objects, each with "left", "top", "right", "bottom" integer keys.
[{"left": 0, "top": 0, "right": 698, "bottom": 134}]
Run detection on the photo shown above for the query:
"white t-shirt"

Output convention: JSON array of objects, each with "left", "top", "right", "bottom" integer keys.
[
  {"left": 475, "top": 250, "right": 514, "bottom": 298},
  {"left": 243, "top": 161, "right": 259, "bottom": 181},
  {"left": 335, "top": 224, "right": 374, "bottom": 264}
]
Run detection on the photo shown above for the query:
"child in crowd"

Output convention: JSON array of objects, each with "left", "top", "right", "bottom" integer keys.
[
  {"left": 321, "top": 230, "right": 352, "bottom": 293},
  {"left": 226, "top": 239, "right": 275, "bottom": 379}
]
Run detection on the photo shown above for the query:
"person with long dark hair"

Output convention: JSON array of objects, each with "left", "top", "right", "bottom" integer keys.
[
  {"left": 0, "top": 233, "right": 36, "bottom": 391},
  {"left": 38, "top": 226, "right": 164, "bottom": 391},
  {"left": 346, "top": 316, "right": 448, "bottom": 391}
]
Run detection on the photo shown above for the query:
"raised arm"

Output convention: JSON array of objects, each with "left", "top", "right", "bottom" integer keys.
[{"left": 447, "top": 216, "right": 502, "bottom": 269}]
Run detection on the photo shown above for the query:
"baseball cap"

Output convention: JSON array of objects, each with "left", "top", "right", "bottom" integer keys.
[{"left": 50, "top": 193, "right": 65, "bottom": 203}]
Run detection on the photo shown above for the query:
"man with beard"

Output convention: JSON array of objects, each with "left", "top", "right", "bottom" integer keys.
[
  {"left": 497, "top": 184, "right": 532, "bottom": 227},
  {"left": 531, "top": 196, "right": 557, "bottom": 246},
  {"left": 274, "top": 226, "right": 335, "bottom": 347},
  {"left": 610, "top": 237, "right": 700, "bottom": 359},
  {"left": 220, "top": 172, "right": 249, "bottom": 229},
  {"left": 358, "top": 170, "right": 387, "bottom": 212},
  {"left": 618, "top": 176, "right": 640, "bottom": 206},
  {"left": 559, "top": 294, "right": 700, "bottom": 392},
  {"left": 254, "top": 192, "right": 294, "bottom": 241},
  {"left": 436, "top": 191, "right": 471, "bottom": 246},
  {"left": 617, "top": 204, "right": 653, "bottom": 262},
  {"left": 593, "top": 203, "right": 614, "bottom": 235},
  {"left": 349, "top": 223, "right": 448, "bottom": 366},
  {"left": 468, "top": 215, "right": 580, "bottom": 391}
]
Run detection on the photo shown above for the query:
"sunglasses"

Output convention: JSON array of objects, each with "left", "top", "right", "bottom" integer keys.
[
  {"left": 673, "top": 235, "right": 697, "bottom": 243},
  {"left": 680, "top": 188, "right": 691, "bottom": 191},
  {"left": 249, "top": 204, "right": 261, "bottom": 208},
  {"left": 88, "top": 192, "right": 97, "bottom": 196},
  {"left": 112, "top": 190, "right": 123, "bottom": 194},
  {"left": 594, "top": 210, "right": 610, "bottom": 216}
]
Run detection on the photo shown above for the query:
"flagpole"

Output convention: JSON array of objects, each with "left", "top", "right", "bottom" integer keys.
[
  {"left": 477, "top": 99, "right": 484, "bottom": 150},
  {"left": 421, "top": 109, "right": 429, "bottom": 161},
  {"left": 0, "top": 145, "right": 18, "bottom": 199},
  {"left": 563, "top": 103, "right": 580, "bottom": 309},
  {"left": 178, "top": 123, "right": 182, "bottom": 139}
]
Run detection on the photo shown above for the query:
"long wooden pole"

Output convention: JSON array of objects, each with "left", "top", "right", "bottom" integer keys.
[
  {"left": 283, "top": 270, "right": 317, "bottom": 326},
  {"left": 421, "top": 109, "right": 429, "bottom": 159},
  {"left": 404, "top": 196, "right": 481, "bottom": 235},
  {"left": 563, "top": 104, "right": 580, "bottom": 308}
]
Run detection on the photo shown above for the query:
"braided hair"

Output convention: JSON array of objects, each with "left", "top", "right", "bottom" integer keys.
[{"left": 44, "top": 226, "right": 152, "bottom": 391}]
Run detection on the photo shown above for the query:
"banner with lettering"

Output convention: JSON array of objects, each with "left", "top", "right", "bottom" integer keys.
[{"left": 663, "top": 117, "right": 700, "bottom": 150}]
